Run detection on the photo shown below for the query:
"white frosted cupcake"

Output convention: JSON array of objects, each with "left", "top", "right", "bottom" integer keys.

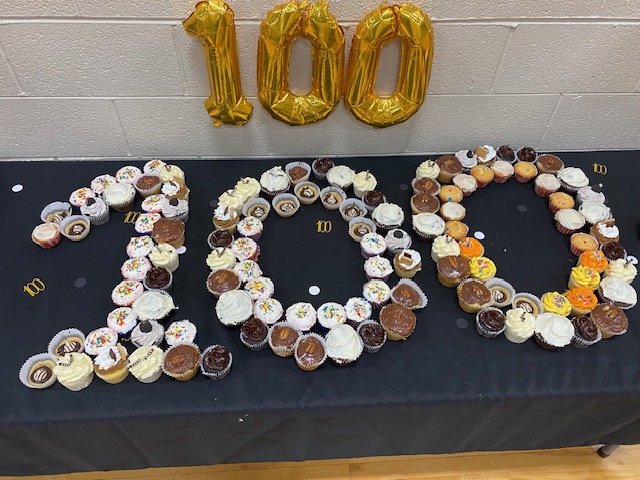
[
  {"left": 128, "top": 346, "right": 164, "bottom": 383},
  {"left": 260, "top": 166, "right": 290, "bottom": 198},
  {"left": 412, "top": 213, "right": 445, "bottom": 242},
  {"left": 216, "top": 290, "right": 253, "bottom": 326},
  {"left": 103, "top": 183, "right": 136, "bottom": 212},
  {"left": 80, "top": 197, "right": 110, "bottom": 225},
  {"left": 327, "top": 165, "right": 356, "bottom": 190},
  {"left": 415, "top": 159, "right": 440, "bottom": 179},
  {"left": 325, "top": 324, "right": 363, "bottom": 366},
  {"left": 504, "top": 308, "right": 536, "bottom": 344},
  {"left": 285, "top": 302, "right": 317, "bottom": 331},
  {"left": 353, "top": 171, "right": 377, "bottom": 198},
  {"left": 53, "top": 352, "right": 95, "bottom": 391},
  {"left": 371, "top": 202, "right": 404, "bottom": 233},
  {"left": 431, "top": 235, "right": 460, "bottom": 262}
]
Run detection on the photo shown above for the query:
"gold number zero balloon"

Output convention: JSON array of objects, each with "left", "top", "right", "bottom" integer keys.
[
  {"left": 183, "top": 0, "right": 253, "bottom": 127},
  {"left": 344, "top": 4, "right": 434, "bottom": 128},
  {"left": 257, "top": 0, "right": 345, "bottom": 126}
]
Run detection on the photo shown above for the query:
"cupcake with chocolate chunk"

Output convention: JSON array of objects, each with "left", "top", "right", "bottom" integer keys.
[
  {"left": 475, "top": 145, "right": 496, "bottom": 166},
  {"left": 269, "top": 322, "right": 300, "bottom": 357},
  {"left": 206, "top": 269, "right": 240, "bottom": 298},
  {"left": 475, "top": 307, "right": 506, "bottom": 339},
  {"left": 385, "top": 228, "right": 412, "bottom": 255},
  {"left": 536, "top": 154, "right": 564, "bottom": 175},
  {"left": 591, "top": 219, "right": 620, "bottom": 245},
  {"left": 163, "top": 343, "right": 200, "bottom": 381},
  {"left": 393, "top": 249, "right": 422, "bottom": 278},
  {"left": 80, "top": 197, "right": 110, "bottom": 225},
  {"left": 213, "top": 205, "right": 239, "bottom": 233},
  {"left": 571, "top": 316, "right": 601, "bottom": 348},
  {"left": 131, "top": 320, "right": 164, "bottom": 348},
  {"left": 437, "top": 255, "right": 470, "bottom": 288},
  {"left": 162, "top": 198, "right": 189, "bottom": 223}
]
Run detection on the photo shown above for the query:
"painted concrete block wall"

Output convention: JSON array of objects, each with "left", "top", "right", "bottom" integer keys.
[{"left": 1, "top": 0, "right": 639, "bottom": 160}]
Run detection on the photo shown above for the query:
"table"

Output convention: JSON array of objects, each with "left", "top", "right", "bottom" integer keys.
[{"left": 1, "top": 152, "right": 639, "bottom": 476}]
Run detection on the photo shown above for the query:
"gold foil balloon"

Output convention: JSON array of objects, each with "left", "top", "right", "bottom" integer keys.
[
  {"left": 344, "top": 4, "right": 434, "bottom": 128},
  {"left": 183, "top": 1, "right": 253, "bottom": 126},
  {"left": 257, "top": 0, "right": 345, "bottom": 126}
]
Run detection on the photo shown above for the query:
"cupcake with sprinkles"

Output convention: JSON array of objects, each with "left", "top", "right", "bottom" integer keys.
[
  {"left": 244, "top": 276, "right": 275, "bottom": 301},
  {"left": 120, "top": 257, "right": 152, "bottom": 281},
  {"left": 134, "top": 213, "right": 162, "bottom": 235},
  {"left": 541, "top": 291, "right": 572, "bottom": 316},
  {"left": 111, "top": 280, "right": 145, "bottom": 307},
  {"left": 126, "top": 236, "right": 155, "bottom": 258},
  {"left": 317, "top": 302, "right": 347, "bottom": 332},
  {"left": 107, "top": 307, "right": 138, "bottom": 336},
  {"left": 69, "top": 187, "right": 95, "bottom": 208},
  {"left": 344, "top": 297, "right": 373, "bottom": 327},
  {"left": 233, "top": 259, "right": 263, "bottom": 283},
  {"left": 253, "top": 298, "right": 284, "bottom": 325},
  {"left": 84, "top": 327, "right": 119, "bottom": 356},
  {"left": 90, "top": 174, "right": 117, "bottom": 195},
  {"left": 237, "top": 216, "right": 263, "bottom": 241},
  {"left": 362, "top": 280, "right": 391, "bottom": 308},
  {"left": 360, "top": 232, "right": 387, "bottom": 259},
  {"left": 116, "top": 165, "right": 142, "bottom": 184}
]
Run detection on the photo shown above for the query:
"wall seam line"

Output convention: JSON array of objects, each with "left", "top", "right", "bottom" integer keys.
[
  {"left": 111, "top": 100, "right": 132, "bottom": 157},
  {"left": 0, "top": 39, "right": 25, "bottom": 95},
  {"left": 536, "top": 95, "right": 563, "bottom": 150},
  {"left": 171, "top": 25, "right": 188, "bottom": 96},
  {"left": 489, "top": 27, "right": 514, "bottom": 94}
]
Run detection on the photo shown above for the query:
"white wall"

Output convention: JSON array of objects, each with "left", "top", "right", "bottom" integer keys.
[{"left": 1, "top": 0, "right": 639, "bottom": 160}]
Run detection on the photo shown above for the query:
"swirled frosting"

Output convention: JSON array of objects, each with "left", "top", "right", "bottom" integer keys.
[
  {"left": 353, "top": 171, "right": 377, "bottom": 193},
  {"left": 54, "top": 353, "right": 93, "bottom": 385},
  {"left": 207, "top": 247, "right": 236, "bottom": 271},
  {"left": 260, "top": 166, "right": 290, "bottom": 193},
  {"left": 570, "top": 265, "right": 601, "bottom": 290},
  {"left": 577, "top": 186, "right": 606, "bottom": 204},
  {"left": 504, "top": 308, "right": 536, "bottom": 342},
  {"left": 325, "top": 324, "right": 362, "bottom": 362},
  {"left": 132, "top": 291, "right": 175, "bottom": 321},
  {"left": 579, "top": 201, "right": 611, "bottom": 224},
  {"left": 432, "top": 235, "right": 461, "bottom": 261},
  {"left": 128, "top": 346, "right": 163, "bottom": 381},
  {"left": 235, "top": 177, "right": 261, "bottom": 201},
  {"left": 599, "top": 277, "right": 637, "bottom": 306},
  {"left": 131, "top": 320, "right": 164, "bottom": 347},
  {"left": 80, "top": 197, "right": 108, "bottom": 218},
  {"left": 104, "top": 183, "right": 135, "bottom": 206},
  {"left": 535, "top": 313, "right": 574, "bottom": 347},
  {"left": 541, "top": 291, "right": 572, "bottom": 316},
  {"left": 372, "top": 203, "right": 404, "bottom": 227},
  {"left": 385, "top": 229, "right": 413, "bottom": 252},
  {"left": 216, "top": 290, "right": 253, "bottom": 326},
  {"left": 605, "top": 259, "right": 637, "bottom": 284},
  {"left": 416, "top": 160, "right": 439, "bottom": 179},
  {"left": 149, "top": 243, "right": 179, "bottom": 272},
  {"left": 218, "top": 189, "right": 244, "bottom": 213},
  {"left": 469, "top": 256, "right": 497, "bottom": 281},
  {"left": 159, "top": 164, "right": 185, "bottom": 183},
  {"left": 558, "top": 167, "right": 589, "bottom": 188},
  {"left": 327, "top": 165, "right": 355, "bottom": 188}
]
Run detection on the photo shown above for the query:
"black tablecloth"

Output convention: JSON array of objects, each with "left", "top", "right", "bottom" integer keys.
[{"left": 1, "top": 152, "right": 639, "bottom": 476}]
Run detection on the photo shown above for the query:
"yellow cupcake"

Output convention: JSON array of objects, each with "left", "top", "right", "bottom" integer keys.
[
  {"left": 541, "top": 291, "right": 572, "bottom": 316},
  {"left": 568, "top": 265, "right": 601, "bottom": 291},
  {"left": 468, "top": 256, "right": 497, "bottom": 282}
]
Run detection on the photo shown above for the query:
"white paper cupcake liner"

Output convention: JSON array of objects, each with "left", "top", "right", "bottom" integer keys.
[
  {"left": 272, "top": 193, "right": 300, "bottom": 218},
  {"left": 40, "top": 201, "right": 72, "bottom": 224},
  {"left": 19, "top": 353, "right": 58, "bottom": 389},
  {"left": 294, "top": 333, "right": 328, "bottom": 371},
  {"left": 48, "top": 328, "right": 86, "bottom": 357},
  {"left": 571, "top": 328, "right": 602, "bottom": 348},
  {"left": 357, "top": 321, "right": 387, "bottom": 353},
  {"left": 59, "top": 215, "right": 91, "bottom": 241},
  {"left": 390, "top": 278, "right": 428, "bottom": 310},
  {"left": 294, "top": 181, "right": 321, "bottom": 205},
  {"left": 475, "top": 308, "right": 506, "bottom": 339},
  {"left": 200, "top": 344, "right": 233, "bottom": 380},
  {"left": 86, "top": 209, "right": 110, "bottom": 226},
  {"left": 485, "top": 278, "right": 516, "bottom": 309},
  {"left": 348, "top": 217, "right": 376, "bottom": 243},
  {"left": 134, "top": 174, "right": 162, "bottom": 197},
  {"left": 339, "top": 198, "right": 367, "bottom": 222},
  {"left": 511, "top": 292, "right": 543, "bottom": 316},
  {"left": 143, "top": 268, "right": 173, "bottom": 292},
  {"left": 320, "top": 186, "right": 346, "bottom": 211},
  {"left": 285, "top": 161, "right": 311, "bottom": 185},
  {"left": 242, "top": 197, "right": 271, "bottom": 220},
  {"left": 268, "top": 321, "right": 301, "bottom": 357}
]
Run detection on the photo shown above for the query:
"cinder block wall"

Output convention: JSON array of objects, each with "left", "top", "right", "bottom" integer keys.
[{"left": 1, "top": 1, "right": 639, "bottom": 160}]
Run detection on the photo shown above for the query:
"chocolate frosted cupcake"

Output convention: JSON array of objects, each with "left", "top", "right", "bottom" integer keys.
[
  {"left": 312, "top": 157, "right": 335, "bottom": 181},
  {"left": 135, "top": 174, "right": 162, "bottom": 197},
  {"left": 437, "top": 255, "right": 470, "bottom": 288},
  {"left": 435, "top": 155, "right": 462, "bottom": 184},
  {"left": 517, "top": 146, "right": 537, "bottom": 163},
  {"left": 379, "top": 304, "right": 416, "bottom": 341},
  {"left": 206, "top": 269, "right": 240, "bottom": 298},
  {"left": 476, "top": 307, "right": 506, "bottom": 339},
  {"left": 496, "top": 145, "right": 516, "bottom": 163},
  {"left": 411, "top": 193, "right": 440, "bottom": 214},
  {"left": 412, "top": 177, "right": 441, "bottom": 196},
  {"left": 151, "top": 218, "right": 185, "bottom": 249},
  {"left": 390, "top": 279, "right": 428, "bottom": 310},
  {"left": 457, "top": 279, "right": 493, "bottom": 313},
  {"left": 590, "top": 303, "right": 628, "bottom": 338},
  {"left": 357, "top": 321, "right": 387, "bottom": 353},
  {"left": 571, "top": 316, "right": 602, "bottom": 348},
  {"left": 363, "top": 190, "right": 386, "bottom": 213},
  {"left": 268, "top": 322, "right": 300, "bottom": 357},
  {"left": 144, "top": 266, "right": 173, "bottom": 292},
  {"left": 285, "top": 161, "right": 311, "bottom": 185},
  {"left": 601, "top": 242, "right": 627, "bottom": 262},
  {"left": 200, "top": 345, "right": 232, "bottom": 380},
  {"left": 207, "top": 229, "right": 234, "bottom": 249},
  {"left": 536, "top": 154, "right": 564, "bottom": 175},
  {"left": 240, "top": 318, "right": 269, "bottom": 351},
  {"left": 294, "top": 333, "right": 327, "bottom": 371},
  {"left": 162, "top": 343, "right": 200, "bottom": 381}
]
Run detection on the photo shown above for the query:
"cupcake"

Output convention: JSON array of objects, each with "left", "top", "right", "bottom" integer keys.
[
  {"left": 591, "top": 219, "right": 620, "bottom": 244},
  {"left": 353, "top": 171, "right": 377, "bottom": 198},
  {"left": 348, "top": 217, "right": 376, "bottom": 242},
  {"left": 491, "top": 160, "right": 515, "bottom": 183},
  {"left": 457, "top": 279, "right": 493, "bottom": 313},
  {"left": 568, "top": 265, "right": 600, "bottom": 291},
  {"left": 455, "top": 150, "right": 477, "bottom": 173},
  {"left": 416, "top": 159, "right": 440, "bottom": 179},
  {"left": 48, "top": 328, "right": 85, "bottom": 357},
  {"left": 339, "top": 198, "right": 368, "bottom": 221},
  {"left": 212, "top": 205, "right": 239, "bottom": 233},
  {"left": 103, "top": 183, "right": 136, "bottom": 212},
  {"left": 206, "top": 269, "right": 240, "bottom": 297},
  {"left": 131, "top": 291, "right": 176, "bottom": 322},
  {"left": 443, "top": 220, "right": 469, "bottom": 241},
  {"left": 326, "top": 165, "right": 356, "bottom": 190},
  {"left": 20, "top": 353, "right": 58, "bottom": 389},
  {"left": 468, "top": 256, "right": 496, "bottom": 283},
  {"left": 253, "top": 298, "right": 284, "bottom": 325},
  {"left": 385, "top": 228, "right": 413, "bottom": 255},
  {"left": 393, "top": 249, "right": 422, "bottom": 278},
  {"left": 243, "top": 197, "right": 271, "bottom": 220},
  {"left": 143, "top": 159, "right": 166, "bottom": 173},
  {"left": 360, "top": 232, "right": 387, "bottom": 258},
  {"left": 143, "top": 266, "right": 173, "bottom": 292},
  {"left": 40, "top": 201, "right": 72, "bottom": 224},
  {"left": 452, "top": 173, "right": 477, "bottom": 197},
  {"left": 436, "top": 255, "right": 470, "bottom": 288},
  {"left": 604, "top": 259, "right": 637, "bottom": 284},
  {"left": 557, "top": 167, "right": 589, "bottom": 193},
  {"left": 127, "top": 235, "right": 155, "bottom": 258},
  {"left": 325, "top": 324, "right": 363, "bottom": 364},
  {"left": 486, "top": 278, "right": 516, "bottom": 308},
  {"left": 130, "top": 320, "right": 165, "bottom": 347},
  {"left": 272, "top": 193, "right": 300, "bottom": 217},
  {"left": 390, "top": 279, "right": 428, "bottom": 310},
  {"left": 230, "top": 237, "right": 260, "bottom": 262},
  {"left": 312, "top": 157, "right": 334, "bottom": 180},
  {"left": 554, "top": 208, "right": 585, "bottom": 235},
  {"left": 570, "top": 316, "right": 601, "bottom": 348},
  {"left": 115, "top": 165, "right": 142, "bottom": 184},
  {"left": 412, "top": 177, "right": 441, "bottom": 196},
  {"left": 439, "top": 202, "right": 466, "bottom": 222},
  {"left": 200, "top": 345, "right": 232, "bottom": 380},
  {"left": 534, "top": 313, "right": 574, "bottom": 349},
  {"left": 364, "top": 255, "right": 393, "bottom": 281},
  {"left": 534, "top": 174, "right": 561, "bottom": 197},
  {"left": 68, "top": 187, "right": 95, "bottom": 208},
  {"left": 435, "top": 155, "right": 462, "bottom": 183},
  {"left": 150, "top": 243, "right": 179, "bottom": 272},
  {"left": 80, "top": 197, "right": 110, "bottom": 225},
  {"left": 320, "top": 186, "right": 346, "bottom": 210},
  {"left": 513, "top": 161, "right": 538, "bottom": 183},
  {"left": 84, "top": 327, "right": 118, "bottom": 355},
  {"left": 161, "top": 179, "right": 189, "bottom": 202},
  {"left": 565, "top": 287, "right": 598, "bottom": 315},
  {"left": 294, "top": 181, "right": 320, "bottom": 205},
  {"left": 294, "top": 333, "right": 327, "bottom": 371},
  {"left": 540, "top": 291, "right": 572, "bottom": 316},
  {"left": 59, "top": 215, "right": 91, "bottom": 242},
  {"left": 53, "top": 352, "right": 94, "bottom": 391},
  {"left": 371, "top": 202, "right": 404, "bottom": 233},
  {"left": 362, "top": 280, "right": 391, "bottom": 308},
  {"left": 475, "top": 307, "right": 506, "bottom": 338},
  {"left": 285, "top": 302, "right": 317, "bottom": 331},
  {"left": 260, "top": 166, "right": 290, "bottom": 198},
  {"left": 579, "top": 201, "right": 611, "bottom": 225},
  {"left": 458, "top": 237, "right": 484, "bottom": 259},
  {"left": 207, "top": 229, "right": 234, "bottom": 249},
  {"left": 601, "top": 242, "right": 627, "bottom": 262},
  {"left": 268, "top": 322, "right": 301, "bottom": 357},
  {"left": 106, "top": 307, "right": 138, "bottom": 336},
  {"left": 162, "top": 343, "right": 200, "bottom": 381},
  {"left": 344, "top": 297, "right": 373, "bottom": 326},
  {"left": 431, "top": 235, "right": 460, "bottom": 262},
  {"left": 162, "top": 198, "right": 189, "bottom": 223},
  {"left": 216, "top": 290, "right": 253, "bottom": 326},
  {"left": 548, "top": 192, "right": 575, "bottom": 213},
  {"left": 111, "top": 280, "right": 145, "bottom": 307},
  {"left": 469, "top": 165, "right": 494, "bottom": 188},
  {"left": 496, "top": 145, "right": 516, "bottom": 163},
  {"left": 134, "top": 174, "right": 162, "bottom": 197},
  {"left": 410, "top": 193, "right": 440, "bottom": 215},
  {"left": 512, "top": 293, "right": 543, "bottom": 316},
  {"left": 234, "top": 177, "right": 260, "bottom": 202},
  {"left": 590, "top": 304, "right": 628, "bottom": 338},
  {"left": 134, "top": 213, "right": 161, "bottom": 235},
  {"left": 516, "top": 146, "right": 537, "bottom": 163},
  {"left": 141, "top": 194, "right": 167, "bottom": 213},
  {"left": 576, "top": 185, "right": 606, "bottom": 206},
  {"left": 233, "top": 259, "right": 263, "bottom": 283},
  {"left": 207, "top": 247, "right": 237, "bottom": 272},
  {"left": 504, "top": 308, "right": 536, "bottom": 344},
  {"left": 412, "top": 213, "right": 445, "bottom": 242},
  {"left": 90, "top": 174, "right": 117, "bottom": 195},
  {"left": 151, "top": 218, "right": 185, "bottom": 249},
  {"left": 569, "top": 233, "right": 599, "bottom": 256},
  {"left": 317, "top": 302, "right": 347, "bottom": 331},
  {"left": 93, "top": 343, "right": 129, "bottom": 384},
  {"left": 578, "top": 249, "right": 608, "bottom": 273},
  {"left": 357, "top": 321, "right": 387, "bottom": 353},
  {"left": 128, "top": 345, "right": 164, "bottom": 383},
  {"left": 244, "top": 276, "right": 275, "bottom": 301},
  {"left": 31, "top": 223, "right": 61, "bottom": 249},
  {"left": 219, "top": 189, "right": 244, "bottom": 214},
  {"left": 159, "top": 164, "right": 185, "bottom": 183},
  {"left": 475, "top": 145, "right": 497, "bottom": 166},
  {"left": 598, "top": 277, "right": 637, "bottom": 309},
  {"left": 379, "top": 304, "right": 417, "bottom": 341},
  {"left": 363, "top": 190, "right": 387, "bottom": 213},
  {"left": 285, "top": 161, "right": 311, "bottom": 185},
  {"left": 121, "top": 257, "right": 152, "bottom": 281},
  {"left": 438, "top": 185, "right": 464, "bottom": 203},
  {"left": 237, "top": 216, "right": 263, "bottom": 241},
  {"left": 240, "top": 318, "right": 269, "bottom": 351},
  {"left": 536, "top": 154, "right": 564, "bottom": 175}
]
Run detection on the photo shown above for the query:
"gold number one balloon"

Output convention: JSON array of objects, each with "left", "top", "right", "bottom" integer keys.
[
  {"left": 257, "top": 0, "right": 345, "bottom": 126},
  {"left": 183, "top": 0, "right": 253, "bottom": 127},
  {"left": 344, "top": 4, "right": 434, "bottom": 128}
]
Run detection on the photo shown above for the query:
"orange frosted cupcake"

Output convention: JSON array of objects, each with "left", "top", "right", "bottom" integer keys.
[
  {"left": 549, "top": 192, "right": 575, "bottom": 213},
  {"left": 439, "top": 185, "right": 463, "bottom": 203},
  {"left": 458, "top": 237, "right": 484, "bottom": 259},
  {"left": 469, "top": 165, "right": 494, "bottom": 188},
  {"left": 565, "top": 287, "right": 598, "bottom": 315},
  {"left": 444, "top": 220, "right": 469, "bottom": 241},
  {"left": 569, "top": 233, "right": 598, "bottom": 256},
  {"left": 513, "top": 161, "right": 538, "bottom": 183},
  {"left": 578, "top": 250, "right": 608, "bottom": 273}
]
